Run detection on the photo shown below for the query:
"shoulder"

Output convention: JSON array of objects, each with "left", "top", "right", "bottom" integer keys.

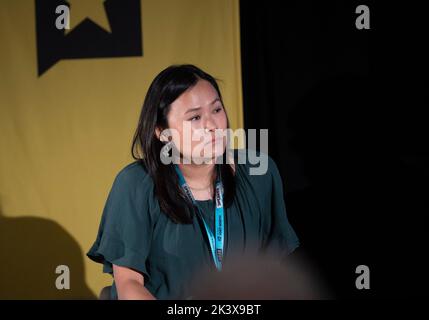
[
  {"left": 113, "top": 161, "right": 153, "bottom": 187},
  {"left": 232, "top": 148, "right": 281, "bottom": 180},
  {"left": 109, "top": 161, "right": 156, "bottom": 202},
  {"left": 107, "top": 161, "right": 160, "bottom": 222},
  {"left": 231, "top": 149, "right": 286, "bottom": 212}
]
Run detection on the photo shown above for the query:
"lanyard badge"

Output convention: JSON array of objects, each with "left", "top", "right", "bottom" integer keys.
[{"left": 174, "top": 164, "right": 224, "bottom": 271}]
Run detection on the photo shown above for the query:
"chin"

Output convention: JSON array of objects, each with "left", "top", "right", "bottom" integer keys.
[
  {"left": 206, "top": 144, "right": 227, "bottom": 160},
  {"left": 191, "top": 149, "right": 222, "bottom": 164}
]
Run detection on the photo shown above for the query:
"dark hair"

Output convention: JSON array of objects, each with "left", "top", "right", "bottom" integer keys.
[{"left": 131, "top": 64, "right": 236, "bottom": 224}]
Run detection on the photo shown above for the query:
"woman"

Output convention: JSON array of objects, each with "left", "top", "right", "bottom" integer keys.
[{"left": 87, "top": 64, "right": 300, "bottom": 300}]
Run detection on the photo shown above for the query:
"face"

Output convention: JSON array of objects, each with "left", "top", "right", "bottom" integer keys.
[{"left": 161, "top": 79, "right": 228, "bottom": 164}]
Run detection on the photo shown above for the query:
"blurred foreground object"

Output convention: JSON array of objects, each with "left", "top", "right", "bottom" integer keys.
[{"left": 189, "top": 250, "right": 332, "bottom": 299}]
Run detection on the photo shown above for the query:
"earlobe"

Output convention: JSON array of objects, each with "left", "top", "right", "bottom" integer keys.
[{"left": 155, "top": 127, "right": 166, "bottom": 142}]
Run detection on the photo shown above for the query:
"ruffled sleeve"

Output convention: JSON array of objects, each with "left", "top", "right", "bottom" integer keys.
[
  {"left": 262, "top": 155, "right": 300, "bottom": 256},
  {"left": 86, "top": 163, "right": 155, "bottom": 282}
]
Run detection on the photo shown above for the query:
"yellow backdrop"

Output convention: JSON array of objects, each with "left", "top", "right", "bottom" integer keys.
[{"left": 0, "top": 0, "right": 242, "bottom": 299}]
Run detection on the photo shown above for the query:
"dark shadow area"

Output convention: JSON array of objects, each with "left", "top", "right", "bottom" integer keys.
[
  {"left": 240, "top": 0, "right": 427, "bottom": 297},
  {"left": 286, "top": 73, "right": 428, "bottom": 298},
  {"left": 0, "top": 200, "right": 96, "bottom": 299},
  {"left": 286, "top": 73, "right": 377, "bottom": 298}
]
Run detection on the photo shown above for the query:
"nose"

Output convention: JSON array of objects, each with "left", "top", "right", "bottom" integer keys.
[{"left": 203, "top": 116, "right": 217, "bottom": 132}]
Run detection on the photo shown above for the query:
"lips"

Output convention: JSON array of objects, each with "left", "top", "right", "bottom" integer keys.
[{"left": 206, "top": 137, "right": 222, "bottom": 145}]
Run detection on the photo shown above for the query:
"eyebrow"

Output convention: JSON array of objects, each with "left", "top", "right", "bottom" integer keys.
[{"left": 184, "top": 98, "right": 221, "bottom": 115}]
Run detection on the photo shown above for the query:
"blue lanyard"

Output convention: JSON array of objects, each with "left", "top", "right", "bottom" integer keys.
[{"left": 174, "top": 164, "right": 224, "bottom": 271}]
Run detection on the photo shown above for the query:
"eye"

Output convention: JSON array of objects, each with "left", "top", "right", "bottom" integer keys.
[
  {"left": 189, "top": 115, "right": 200, "bottom": 121},
  {"left": 214, "top": 106, "right": 223, "bottom": 113}
]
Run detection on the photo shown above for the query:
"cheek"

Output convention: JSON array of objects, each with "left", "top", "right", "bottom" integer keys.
[
  {"left": 218, "top": 112, "right": 228, "bottom": 129},
  {"left": 170, "top": 130, "right": 182, "bottom": 150},
  {"left": 172, "top": 124, "right": 196, "bottom": 155},
  {"left": 189, "top": 128, "right": 204, "bottom": 147}
]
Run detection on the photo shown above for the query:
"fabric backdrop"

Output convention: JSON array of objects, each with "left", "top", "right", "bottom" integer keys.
[{"left": 0, "top": 0, "right": 242, "bottom": 299}]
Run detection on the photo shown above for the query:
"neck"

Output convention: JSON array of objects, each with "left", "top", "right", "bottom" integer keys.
[{"left": 177, "top": 161, "right": 216, "bottom": 186}]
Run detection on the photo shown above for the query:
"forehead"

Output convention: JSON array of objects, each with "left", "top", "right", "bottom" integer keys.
[{"left": 170, "top": 79, "right": 219, "bottom": 112}]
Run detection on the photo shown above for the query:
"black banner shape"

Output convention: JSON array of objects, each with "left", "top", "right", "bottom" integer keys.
[{"left": 35, "top": 0, "right": 143, "bottom": 76}]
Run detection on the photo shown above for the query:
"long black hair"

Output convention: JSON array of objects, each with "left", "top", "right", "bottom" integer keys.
[{"left": 131, "top": 64, "right": 236, "bottom": 224}]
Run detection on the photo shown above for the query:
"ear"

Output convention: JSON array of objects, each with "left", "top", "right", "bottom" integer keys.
[{"left": 155, "top": 127, "right": 168, "bottom": 142}]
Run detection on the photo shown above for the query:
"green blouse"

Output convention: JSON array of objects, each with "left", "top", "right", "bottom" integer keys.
[{"left": 87, "top": 149, "right": 300, "bottom": 300}]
